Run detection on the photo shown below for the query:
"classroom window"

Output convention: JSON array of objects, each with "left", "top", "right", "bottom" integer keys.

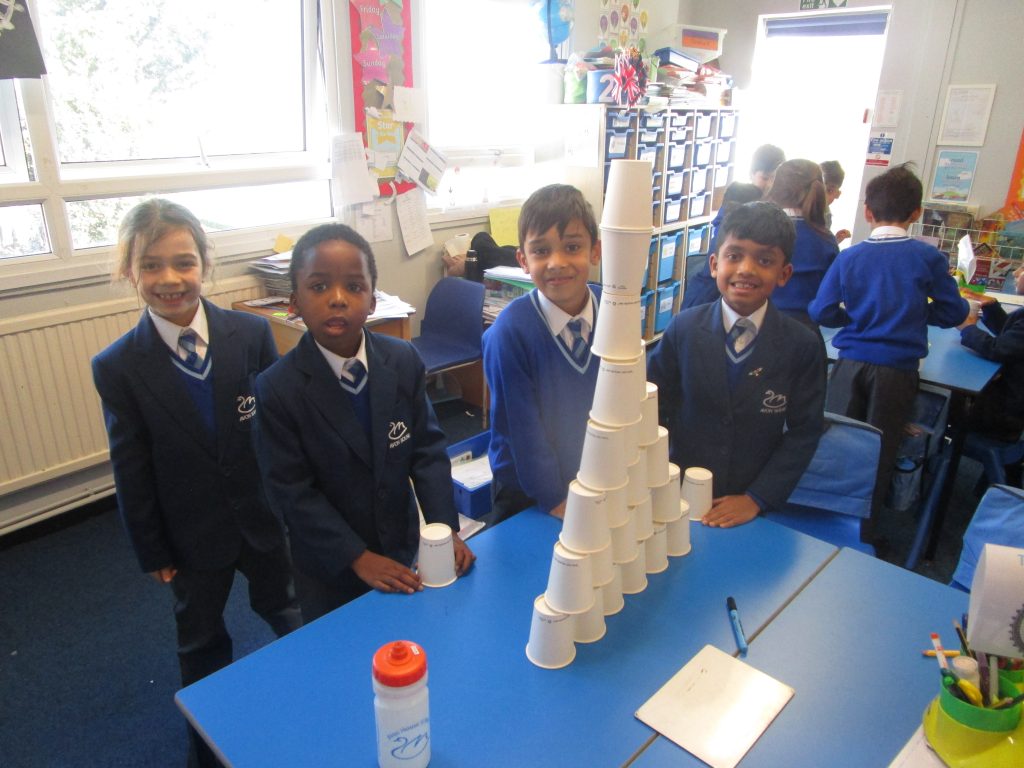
[
  {"left": 420, "top": 0, "right": 557, "bottom": 211},
  {"left": 0, "top": 0, "right": 331, "bottom": 289}
]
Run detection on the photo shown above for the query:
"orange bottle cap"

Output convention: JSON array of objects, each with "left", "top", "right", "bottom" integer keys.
[{"left": 372, "top": 640, "right": 427, "bottom": 687}]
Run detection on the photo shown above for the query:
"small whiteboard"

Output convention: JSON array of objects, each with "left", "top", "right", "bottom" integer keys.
[{"left": 636, "top": 645, "right": 794, "bottom": 768}]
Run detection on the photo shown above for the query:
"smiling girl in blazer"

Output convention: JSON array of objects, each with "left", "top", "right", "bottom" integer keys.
[{"left": 92, "top": 199, "right": 301, "bottom": 767}]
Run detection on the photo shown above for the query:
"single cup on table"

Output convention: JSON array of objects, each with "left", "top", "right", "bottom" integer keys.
[
  {"left": 682, "top": 467, "right": 714, "bottom": 522},
  {"left": 417, "top": 522, "right": 457, "bottom": 588},
  {"left": 525, "top": 594, "right": 576, "bottom": 669}
]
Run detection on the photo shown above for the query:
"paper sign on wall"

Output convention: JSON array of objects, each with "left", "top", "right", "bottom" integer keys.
[{"left": 866, "top": 130, "right": 895, "bottom": 167}]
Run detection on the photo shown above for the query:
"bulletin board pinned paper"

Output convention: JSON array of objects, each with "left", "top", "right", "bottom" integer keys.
[{"left": 489, "top": 206, "right": 522, "bottom": 248}]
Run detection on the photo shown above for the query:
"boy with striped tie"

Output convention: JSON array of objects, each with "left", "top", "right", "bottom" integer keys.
[
  {"left": 649, "top": 202, "right": 826, "bottom": 528},
  {"left": 483, "top": 184, "right": 603, "bottom": 523},
  {"left": 253, "top": 224, "right": 475, "bottom": 622}
]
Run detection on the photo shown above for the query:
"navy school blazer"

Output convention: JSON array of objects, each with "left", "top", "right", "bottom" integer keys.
[
  {"left": 91, "top": 299, "right": 287, "bottom": 573},
  {"left": 253, "top": 329, "right": 458, "bottom": 593},
  {"left": 647, "top": 300, "right": 826, "bottom": 510}
]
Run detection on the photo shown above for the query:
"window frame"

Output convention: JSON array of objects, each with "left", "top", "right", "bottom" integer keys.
[{"left": 0, "top": 0, "right": 341, "bottom": 296}]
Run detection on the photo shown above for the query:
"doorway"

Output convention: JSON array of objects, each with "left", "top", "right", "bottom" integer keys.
[{"left": 737, "top": 9, "right": 891, "bottom": 240}]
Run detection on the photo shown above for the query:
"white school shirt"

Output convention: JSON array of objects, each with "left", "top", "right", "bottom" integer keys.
[
  {"left": 315, "top": 331, "right": 369, "bottom": 383},
  {"left": 720, "top": 299, "right": 768, "bottom": 345},
  {"left": 535, "top": 289, "right": 596, "bottom": 348},
  {"left": 149, "top": 304, "right": 209, "bottom": 363}
]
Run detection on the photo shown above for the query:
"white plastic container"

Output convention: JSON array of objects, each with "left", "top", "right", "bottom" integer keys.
[{"left": 372, "top": 640, "right": 430, "bottom": 768}]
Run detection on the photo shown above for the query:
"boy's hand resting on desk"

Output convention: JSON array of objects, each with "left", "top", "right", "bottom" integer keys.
[
  {"left": 352, "top": 551, "right": 423, "bottom": 594},
  {"left": 452, "top": 533, "right": 476, "bottom": 576},
  {"left": 702, "top": 495, "right": 761, "bottom": 528}
]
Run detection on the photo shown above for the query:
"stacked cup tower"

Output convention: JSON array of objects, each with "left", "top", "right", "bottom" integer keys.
[{"left": 526, "top": 160, "right": 698, "bottom": 670}]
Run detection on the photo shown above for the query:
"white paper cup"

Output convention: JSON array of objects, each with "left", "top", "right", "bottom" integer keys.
[
  {"left": 603, "top": 481, "right": 629, "bottom": 527},
  {"left": 544, "top": 542, "right": 595, "bottom": 615},
  {"left": 632, "top": 494, "right": 654, "bottom": 541},
  {"left": 626, "top": 450, "right": 649, "bottom": 506},
  {"left": 666, "top": 512, "right": 693, "bottom": 557},
  {"left": 682, "top": 467, "right": 714, "bottom": 521},
  {"left": 620, "top": 547, "right": 648, "bottom": 594},
  {"left": 590, "top": 541, "right": 614, "bottom": 587},
  {"left": 573, "top": 587, "right": 607, "bottom": 643},
  {"left": 560, "top": 480, "right": 611, "bottom": 554},
  {"left": 444, "top": 232, "right": 472, "bottom": 258},
  {"left": 590, "top": 355, "right": 645, "bottom": 428},
  {"left": 577, "top": 420, "right": 629, "bottom": 491},
  {"left": 600, "top": 226, "right": 653, "bottom": 295},
  {"left": 645, "top": 427, "right": 670, "bottom": 486},
  {"left": 591, "top": 292, "right": 644, "bottom": 361},
  {"left": 417, "top": 523, "right": 456, "bottom": 587},
  {"left": 602, "top": 159, "right": 655, "bottom": 230},
  {"left": 610, "top": 515, "right": 639, "bottom": 563},
  {"left": 526, "top": 594, "right": 576, "bottom": 669},
  {"left": 622, "top": 414, "right": 642, "bottom": 465},
  {"left": 651, "top": 464, "right": 683, "bottom": 523},
  {"left": 639, "top": 382, "right": 660, "bottom": 446},
  {"left": 602, "top": 566, "right": 625, "bottom": 615},
  {"left": 645, "top": 523, "right": 669, "bottom": 574}
]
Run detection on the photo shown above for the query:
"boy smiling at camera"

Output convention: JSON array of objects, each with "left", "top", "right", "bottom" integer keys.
[
  {"left": 649, "top": 201, "right": 825, "bottom": 527},
  {"left": 483, "top": 184, "right": 603, "bottom": 523}
]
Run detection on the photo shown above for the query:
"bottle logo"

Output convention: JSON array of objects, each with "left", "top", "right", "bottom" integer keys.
[{"left": 389, "top": 730, "right": 429, "bottom": 760}]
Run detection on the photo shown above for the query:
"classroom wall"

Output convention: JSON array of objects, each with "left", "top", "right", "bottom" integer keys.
[{"left": 659, "top": 0, "right": 1024, "bottom": 238}]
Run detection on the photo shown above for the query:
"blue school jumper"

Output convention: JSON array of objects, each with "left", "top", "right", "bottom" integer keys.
[
  {"left": 647, "top": 300, "right": 826, "bottom": 509},
  {"left": 770, "top": 217, "right": 838, "bottom": 322},
  {"left": 254, "top": 329, "right": 458, "bottom": 606},
  {"left": 483, "top": 286, "right": 601, "bottom": 513},
  {"left": 809, "top": 234, "right": 967, "bottom": 369}
]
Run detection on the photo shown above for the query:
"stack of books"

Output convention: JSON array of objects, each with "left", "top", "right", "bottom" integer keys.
[{"left": 483, "top": 266, "right": 534, "bottom": 322}]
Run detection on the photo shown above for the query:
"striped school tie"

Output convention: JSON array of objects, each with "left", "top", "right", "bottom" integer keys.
[
  {"left": 566, "top": 318, "right": 588, "bottom": 364},
  {"left": 340, "top": 359, "right": 367, "bottom": 395},
  {"left": 178, "top": 330, "right": 201, "bottom": 371},
  {"left": 725, "top": 318, "right": 756, "bottom": 364}
]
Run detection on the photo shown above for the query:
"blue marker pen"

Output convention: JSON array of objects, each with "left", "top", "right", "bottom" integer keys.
[{"left": 727, "top": 596, "right": 749, "bottom": 655}]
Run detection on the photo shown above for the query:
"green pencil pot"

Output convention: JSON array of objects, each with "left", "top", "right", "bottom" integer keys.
[
  {"left": 1001, "top": 667, "right": 1024, "bottom": 692},
  {"left": 923, "top": 675, "right": 1024, "bottom": 768}
]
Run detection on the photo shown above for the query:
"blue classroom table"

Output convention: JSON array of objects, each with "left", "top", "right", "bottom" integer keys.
[
  {"left": 176, "top": 511, "right": 836, "bottom": 767},
  {"left": 633, "top": 547, "right": 969, "bottom": 767}
]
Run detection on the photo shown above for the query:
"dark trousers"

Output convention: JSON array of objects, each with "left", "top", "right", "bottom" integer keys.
[
  {"left": 171, "top": 539, "right": 301, "bottom": 766},
  {"left": 292, "top": 566, "right": 371, "bottom": 624},
  {"left": 826, "top": 358, "right": 919, "bottom": 539},
  {"left": 486, "top": 479, "right": 535, "bottom": 527}
]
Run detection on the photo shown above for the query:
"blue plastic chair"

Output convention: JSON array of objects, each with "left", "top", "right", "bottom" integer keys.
[
  {"left": 950, "top": 484, "right": 1024, "bottom": 591},
  {"left": 768, "top": 412, "right": 881, "bottom": 556},
  {"left": 962, "top": 432, "right": 1024, "bottom": 488},
  {"left": 410, "top": 277, "right": 485, "bottom": 376}
]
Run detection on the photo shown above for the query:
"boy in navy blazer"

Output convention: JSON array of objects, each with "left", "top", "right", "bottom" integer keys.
[
  {"left": 254, "top": 224, "right": 475, "bottom": 621},
  {"left": 649, "top": 202, "right": 826, "bottom": 527}
]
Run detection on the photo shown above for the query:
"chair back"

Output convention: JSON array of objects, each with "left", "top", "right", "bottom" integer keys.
[
  {"left": 950, "top": 484, "right": 1024, "bottom": 591},
  {"left": 420, "top": 277, "right": 485, "bottom": 351},
  {"left": 785, "top": 412, "right": 881, "bottom": 519}
]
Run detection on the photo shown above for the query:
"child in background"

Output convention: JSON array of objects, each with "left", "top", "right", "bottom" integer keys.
[
  {"left": 765, "top": 159, "right": 839, "bottom": 328},
  {"left": 749, "top": 144, "right": 786, "bottom": 192},
  {"left": 820, "top": 160, "right": 852, "bottom": 244},
  {"left": 680, "top": 181, "right": 762, "bottom": 310},
  {"left": 649, "top": 202, "right": 826, "bottom": 528},
  {"left": 809, "top": 163, "right": 968, "bottom": 543},
  {"left": 483, "top": 184, "right": 602, "bottom": 522},
  {"left": 254, "top": 224, "right": 474, "bottom": 622},
  {"left": 92, "top": 199, "right": 301, "bottom": 767},
  {"left": 959, "top": 265, "right": 1024, "bottom": 446}
]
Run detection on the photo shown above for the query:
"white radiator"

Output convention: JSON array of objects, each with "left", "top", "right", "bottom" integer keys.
[{"left": 0, "top": 276, "right": 264, "bottom": 534}]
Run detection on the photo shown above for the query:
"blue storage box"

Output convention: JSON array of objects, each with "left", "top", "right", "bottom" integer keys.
[
  {"left": 687, "top": 223, "right": 709, "bottom": 256},
  {"left": 607, "top": 109, "right": 634, "bottom": 130},
  {"left": 663, "top": 195, "right": 684, "bottom": 226},
  {"left": 655, "top": 281, "right": 681, "bottom": 332},
  {"left": 689, "top": 194, "right": 709, "bottom": 218},
  {"left": 641, "top": 289, "right": 654, "bottom": 338},
  {"left": 665, "top": 170, "right": 686, "bottom": 197},
  {"left": 695, "top": 141, "right": 714, "bottom": 166},
  {"left": 667, "top": 143, "right": 688, "bottom": 170},
  {"left": 659, "top": 233, "right": 680, "bottom": 282},
  {"left": 719, "top": 113, "right": 737, "bottom": 138},
  {"left": 638, "top": 144, "right": 659, "bottom": 166},
  {"left": 641, "top": 111, "right": 666, "bottom": 129},
  {"left": 446, "top": 432, "right": 492, "bottom": 520},
  {"left": 695, "top": 113, "right": 714, "bottom": 139},
  {"left": 606, "top": 129, "right": 633, "bottom": 159}
]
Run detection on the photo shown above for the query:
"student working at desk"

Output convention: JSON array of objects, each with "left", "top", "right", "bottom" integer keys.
[
  {"left": 254, "top": 224, "right": 474, "bottom": 622},
  {"left": 959, "top": 264, "right": 1024, "bottom": 450},
  {"left": 809, "top": 163, "right": 968, "bottom": 545},
  {"left": 483, "top": 184, "right": 602, "bottom": 522},
  {"left": 649, "top": 202, "right": 826, "bottom": 528}
]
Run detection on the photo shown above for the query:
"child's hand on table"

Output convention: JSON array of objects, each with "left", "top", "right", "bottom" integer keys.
[
  {"left": 702, "top": 495, "right": 761, "bottom": 528},
  {"left": 353, "top": 550, "right": 423, "bottom": 594},
  {"left": 453, "top": 533, "right": 476, "bottom": 576}
]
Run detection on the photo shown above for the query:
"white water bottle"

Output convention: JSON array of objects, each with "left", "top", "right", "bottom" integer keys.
[{"left": 372, "top": 640, "right": 430, "bottom": 768}]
